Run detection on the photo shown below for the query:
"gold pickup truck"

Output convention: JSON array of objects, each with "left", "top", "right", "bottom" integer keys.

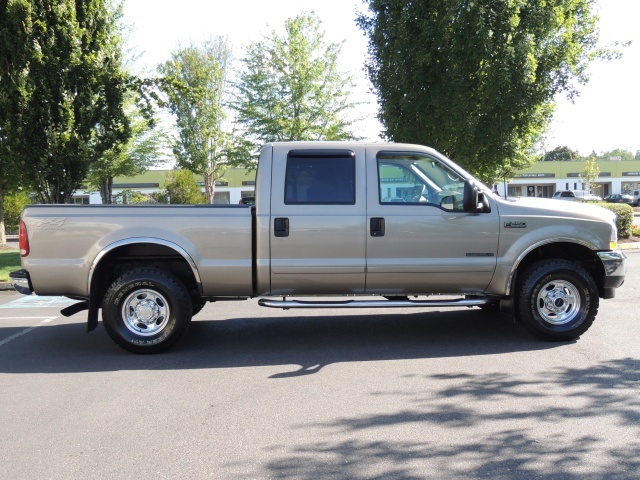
[{"left": 10, "top": 142, "right": 627, "bottom": 353}]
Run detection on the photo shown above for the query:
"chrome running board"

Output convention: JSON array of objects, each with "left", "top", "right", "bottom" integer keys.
[{"left": 258, "top": 297, "right": 489, "bottom": 310}]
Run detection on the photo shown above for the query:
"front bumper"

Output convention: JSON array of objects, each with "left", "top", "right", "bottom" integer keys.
[
  {"left": 9, "top": 269, "right": 33, "bottom": 295},
  {"left": 597, "top": 250, "right": 626, "bottom": 298}
]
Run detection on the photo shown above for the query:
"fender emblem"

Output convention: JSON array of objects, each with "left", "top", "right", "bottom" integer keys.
[{"left": 504, "top": 221, "right": 526, "bottom": 229}]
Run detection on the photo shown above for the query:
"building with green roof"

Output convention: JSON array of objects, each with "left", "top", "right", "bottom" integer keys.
[{"left": 73, "top": 157, "right": 640, "bottom": 204}]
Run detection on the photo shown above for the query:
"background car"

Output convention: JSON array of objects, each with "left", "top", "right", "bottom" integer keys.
[
  {"left": 552, "top": 190, "right": 602, "bottom": 201},
  {"left": 630, "top": 189, "right": 640, "bottom": 207},
  {"left": 603, "top": 193, "right": 634, "bottom": 205}
]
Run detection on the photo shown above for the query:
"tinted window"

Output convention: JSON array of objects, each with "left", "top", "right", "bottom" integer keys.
[{"left": 284, "top": 151, "right": 355, "bottom": 205}]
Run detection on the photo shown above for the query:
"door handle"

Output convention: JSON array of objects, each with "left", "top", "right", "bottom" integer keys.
[
  {"left": 370, "top": 217, "right": 385, "bottom": 237},
  {"left": 274, "top": 217, "right": 289, "bottom": 237}
]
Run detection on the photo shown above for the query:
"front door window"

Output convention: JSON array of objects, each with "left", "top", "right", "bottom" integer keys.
[{"left": 378, "top": 154, "right": 466, "bottom": 211}]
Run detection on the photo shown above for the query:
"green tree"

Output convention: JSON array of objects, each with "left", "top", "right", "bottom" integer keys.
[
  {"left": 159, "top": 37, "right": 248, "bottom": 204},
  {"left": 597, "top": 149, "right": 634, "bottom": 162},
  {"left": 542, "top": 146, "right": 582, "bottom": 162},
  {"left": 0, "top": 0, "right": 31, "bottom": 244},
  {"left": 86, "top": 99, "right": 167, "bottom": 204},
  {"left": 113, "top": 189, "right": 152, "bottom": 204},
  {"left": 1, "top": 0, "right": 130, "bottom": 205},
  {"left": 2, "top": 191, "right": 31, "bottom": 233},
  {"left": 580, "top": 157, "right": 600, "bottom": 194},
  {"left": 235, "top": 13, "right": 358, "bottom": 146},
  {"left": 153, "top": 170, "right": 205, "bottom": 205},
  {"left": 358, "top": 0, "right": 603, "bottom": 183}
]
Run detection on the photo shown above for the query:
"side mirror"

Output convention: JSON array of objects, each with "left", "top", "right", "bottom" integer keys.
[
  {"left": 463, "top": 179, "right": 479, "bottom": 212},
  {"left": 463, "top": 179, "right": 491, "bottom": 213}
]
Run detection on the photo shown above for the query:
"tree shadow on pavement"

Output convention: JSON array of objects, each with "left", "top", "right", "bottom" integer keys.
[{"left": 262, "top": 357, "right": 640, "bottom": 479}]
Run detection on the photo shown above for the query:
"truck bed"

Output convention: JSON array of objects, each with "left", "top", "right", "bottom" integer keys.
[{"left": 21, "top": 204, "right": 254, "bottom": 298}]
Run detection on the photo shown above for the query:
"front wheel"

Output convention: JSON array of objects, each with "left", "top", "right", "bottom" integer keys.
[
  {"left": 102, "top": 268, "right": 193, "bottom": 353},
  {"left": 515, "top": 259, "right": 599, "bottom": 341}
]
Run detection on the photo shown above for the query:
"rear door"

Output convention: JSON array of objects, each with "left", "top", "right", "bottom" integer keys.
[
  {"left": 269, "top": 144, "right": 367, "bottom": 295},
  {"left": 365, "top": 147, "right": 500, "bottom": 294}
]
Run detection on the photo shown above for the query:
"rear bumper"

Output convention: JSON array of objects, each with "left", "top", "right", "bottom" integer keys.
[{"left": 9, "top": 269, "right": 33, "bottom": 295}]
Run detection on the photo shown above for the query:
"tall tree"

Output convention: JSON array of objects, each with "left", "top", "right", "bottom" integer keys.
[
  {"left": 542, "top": 146, "right": 582, "bottom": 162},
  {"left": 580, "top": 157, "right": 600, "bottom": 194},
  {"left": 0, "top": 0, "right": 31, "bottom": 244},
  {"left": 86, "top": 98, "right": 167, "bottom": 204},
  {"left": 159, "top": 37, "right": 248, "bottom": 204},
  {"left": 1, "top": 0, "right": 130, "bottom": 205},
  {"left": 358, "top": 0, "right": 603, "bottom": 183},
  {"left": 235, "top": 13, "right": 358, "bottom": 146}
]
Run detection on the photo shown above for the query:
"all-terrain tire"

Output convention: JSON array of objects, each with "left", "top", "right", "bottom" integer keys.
[
  {"left": 515, "top": 259, "right": 599, "bottom": 341},
  {"left": 102, "top": 268, "right": 192, "bottom": 353}
]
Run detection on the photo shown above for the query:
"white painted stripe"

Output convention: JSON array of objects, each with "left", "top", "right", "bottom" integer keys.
[
  {"left": 0, "top": 296, "right": 79, "bottom": 309},
  {"left": 0, "top": 316, "right": 58, "bottom": 347}
]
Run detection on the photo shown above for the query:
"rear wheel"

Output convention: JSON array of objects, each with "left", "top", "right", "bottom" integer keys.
[
  {"left": 515, "top": 259, "right": 599, "bottom": 341},
  {"left": 102, "top": 268, "right": 192, "bottom": 353}
]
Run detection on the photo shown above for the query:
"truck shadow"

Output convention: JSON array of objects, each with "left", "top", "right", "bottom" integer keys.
[{"left": 0, "top": 308, "right": 562, "bottom": 375}]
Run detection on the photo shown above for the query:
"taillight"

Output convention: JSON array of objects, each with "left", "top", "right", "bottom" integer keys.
[{"left": 19, "top": 220, "right": 29, "bottom": 257}]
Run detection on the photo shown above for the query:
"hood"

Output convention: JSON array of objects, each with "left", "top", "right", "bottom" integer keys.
[{"left": 498, "top": 196, "right": 616, "bottom": 224}]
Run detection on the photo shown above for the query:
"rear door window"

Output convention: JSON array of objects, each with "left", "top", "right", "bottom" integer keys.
[{"left": 284, "top": 150, "right": 355, "bottom": 205}]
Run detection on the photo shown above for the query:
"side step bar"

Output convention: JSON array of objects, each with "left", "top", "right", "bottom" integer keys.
[{"left": 258, "top": 297, "right": 489, "bottom": 310}]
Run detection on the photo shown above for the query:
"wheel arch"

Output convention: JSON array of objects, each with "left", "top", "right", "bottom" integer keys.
[
  {"left": 507, "top": 241, "right": 605, "bottom": 295},
  {"left": 89, "top": 238, "right": 202, "bottom": 300}
]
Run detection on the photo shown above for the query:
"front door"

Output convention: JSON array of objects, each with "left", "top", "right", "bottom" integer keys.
[{"left": 366, "top": 148, "right": 500, "bottom": 294}]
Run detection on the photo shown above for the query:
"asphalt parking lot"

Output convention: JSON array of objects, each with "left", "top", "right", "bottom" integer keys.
[{"left": 1, "top": 253, "right": 639, "bottom": 479}]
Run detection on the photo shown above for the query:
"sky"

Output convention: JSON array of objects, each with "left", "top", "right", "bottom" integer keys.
[{"left": 122, "top": 0, "right": 640, "bottom": 156}]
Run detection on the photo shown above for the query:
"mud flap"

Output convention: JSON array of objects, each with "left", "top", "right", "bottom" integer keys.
[
  {"left": 60, "top": 301, "right": 88, "bottom": 317},
  {"left": 59, "top": 299, "right": 99, "bottom": 332},
  {"left": 87, "top": 301, "right": 99, "bottom": 332}
]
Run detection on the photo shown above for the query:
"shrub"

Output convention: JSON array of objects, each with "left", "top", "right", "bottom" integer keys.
[
  {"left": 596, "top": 202, "right": 634, "bottom": 238},
  {"left": 3, "top": 191, "right": 32, "bottom": 234},
  {"left": 113, "top": 189, "right": 153, "bottom": 204},
  {"left": 160, "top": 170, "right": 206, "bottom": 204}
]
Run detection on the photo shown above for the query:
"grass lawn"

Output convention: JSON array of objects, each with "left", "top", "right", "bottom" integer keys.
[{"left": 0, "top": 249, "right": 21, "bottom": 282}]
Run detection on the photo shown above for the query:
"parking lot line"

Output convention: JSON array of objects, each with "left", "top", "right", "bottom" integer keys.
[
  {"left": 0, "top": 316, "right": 58, "bottom": 348},
  {"left": 0, "top": 296, "right": 79, "bottom": 309}
]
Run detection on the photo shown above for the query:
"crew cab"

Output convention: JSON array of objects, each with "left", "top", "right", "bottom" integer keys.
[{"left": 11, "top": 142, "right": 626, "bottom": 353}]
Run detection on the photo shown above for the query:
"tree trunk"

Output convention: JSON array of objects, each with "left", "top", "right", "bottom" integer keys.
[
  {"left": 203, "top": 170, "right": 215, "bottom": 204},
  {"left": 0, "top": 182, "right": 6, "bottom": 246},
  {"left": 99, "top": 176, "right": 114, "bottom": 204}
]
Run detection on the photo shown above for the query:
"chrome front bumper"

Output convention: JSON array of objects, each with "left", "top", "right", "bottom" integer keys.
[
  {"left": 597, "top": 250, "right": 626, "bottom": 298},
  {"left": 9, "top": 269, "right": 33, "bottom": 295}
]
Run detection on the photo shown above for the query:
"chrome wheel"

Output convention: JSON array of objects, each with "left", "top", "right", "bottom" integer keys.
[
  {"left": 121, "top": 289, "right": 170, "bottom": 336},
  {"left": 535, "top": 280, "right": 581, "bottom": 325}
]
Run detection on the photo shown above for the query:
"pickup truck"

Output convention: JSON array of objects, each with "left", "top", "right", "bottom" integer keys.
[{"left": 10, "top": 142, "right": 627, "bottom": 353}]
